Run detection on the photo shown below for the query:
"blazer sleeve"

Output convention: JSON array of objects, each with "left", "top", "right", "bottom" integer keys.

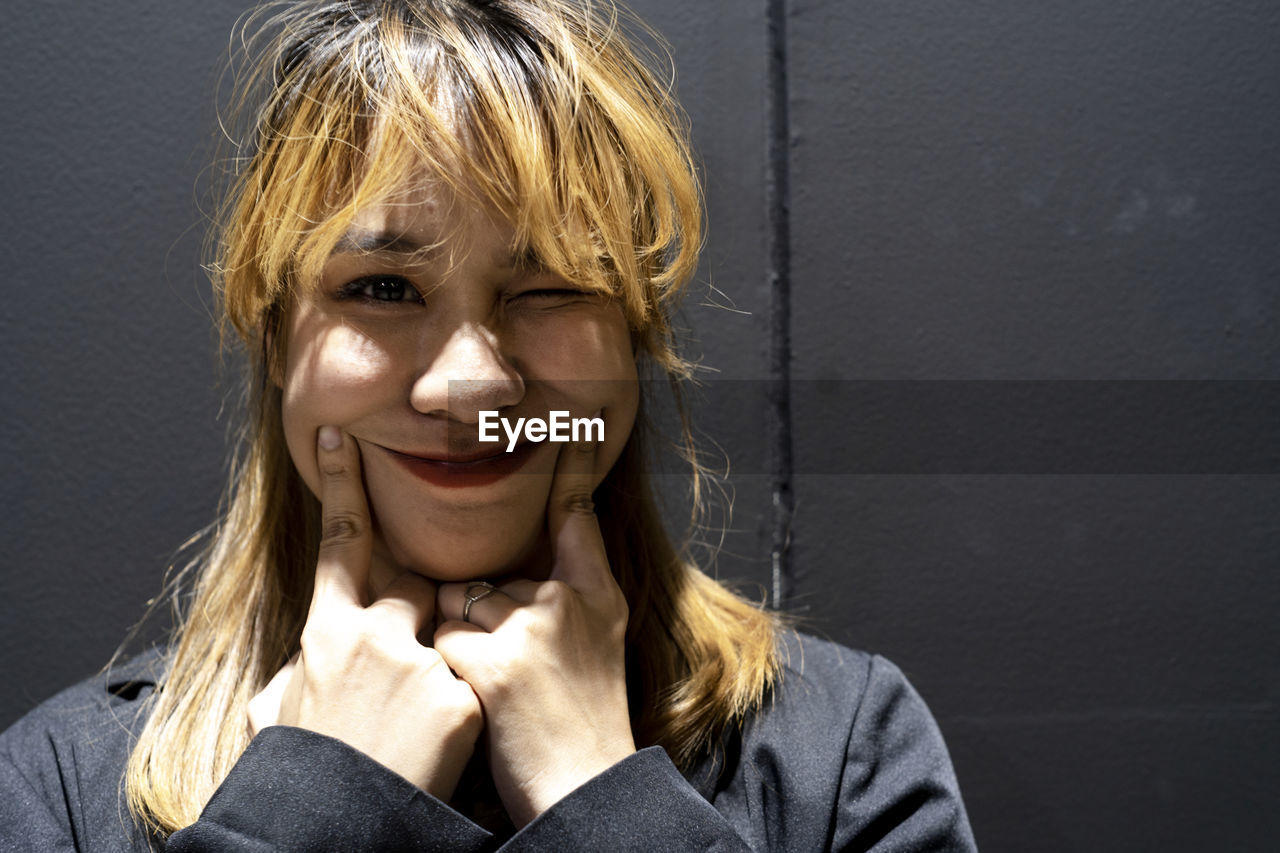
[
  {"left": 831, "top": 655, "right": 977, "bottom": 852},
  {"left": 167, "top": 726, "right": 494, "bottom": 853},
  {"left": 497, "top": 747, "right": 753, "bottom": 852}
]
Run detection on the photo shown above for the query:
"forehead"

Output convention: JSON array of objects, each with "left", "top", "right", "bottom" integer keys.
[{"left": 334, "top": 175, "right": 519, "bottom": 266}]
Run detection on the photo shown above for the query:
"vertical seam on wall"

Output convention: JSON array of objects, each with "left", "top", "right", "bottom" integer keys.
[{"left": 766, "top": 0, "right": 793, "bottom": 609}]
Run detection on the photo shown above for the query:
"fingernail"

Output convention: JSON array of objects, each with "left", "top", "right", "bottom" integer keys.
[{"left": 318, "top": 426, "right": 341, "bottom": 450}]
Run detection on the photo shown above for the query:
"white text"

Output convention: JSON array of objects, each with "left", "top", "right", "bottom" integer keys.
[{"left": 478, "top": 410, "right": 604, "bottom": 452}]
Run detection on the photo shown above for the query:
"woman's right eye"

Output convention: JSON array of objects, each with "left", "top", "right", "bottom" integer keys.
[{"left": 336, "top": 275, "right": 423, "bottom": 304}]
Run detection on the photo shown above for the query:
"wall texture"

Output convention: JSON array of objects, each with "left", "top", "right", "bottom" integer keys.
[{"left": 2, "top": 1, "right": 1277, "bottom": 850}]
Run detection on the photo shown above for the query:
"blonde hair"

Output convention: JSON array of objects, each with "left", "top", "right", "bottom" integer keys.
[{"left": 126, "top": 0, "right": 782, "bottom": 835}]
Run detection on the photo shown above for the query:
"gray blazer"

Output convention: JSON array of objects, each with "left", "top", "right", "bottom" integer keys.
[{"left": 0, "top": 632, "right": 976, "bottom": 851}]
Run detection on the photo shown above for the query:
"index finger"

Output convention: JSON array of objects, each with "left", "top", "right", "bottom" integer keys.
[
  {"left": 546, "top": 434, "right": 611, "bottom": 591},
  {"left": 310, "top": 425, "right": 373, "bottom": 613}
]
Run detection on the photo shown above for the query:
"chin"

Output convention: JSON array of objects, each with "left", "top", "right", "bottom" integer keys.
[
  {"left": 361, "top": 455, "right": 556, "bottom": 581},
  {"left": 377, "top": 519, "right": 548, "bottom": 583}
]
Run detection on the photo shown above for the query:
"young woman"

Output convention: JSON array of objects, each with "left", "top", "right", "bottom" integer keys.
[{"left": 0, "top": 1, "right": 976, "bottom": 849}]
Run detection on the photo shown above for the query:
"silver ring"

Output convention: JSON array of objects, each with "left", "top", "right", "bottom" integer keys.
[{"left": 462, "top": 581, "right": 498, "bottom": 623}]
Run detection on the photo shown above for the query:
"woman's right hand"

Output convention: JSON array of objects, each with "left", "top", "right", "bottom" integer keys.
[{"left": 247, "top": 425, "right": 482, "bottom": 802}]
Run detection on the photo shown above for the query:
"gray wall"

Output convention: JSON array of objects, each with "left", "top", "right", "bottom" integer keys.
[{"left": 3, "top": 1, "right": 1277, "bottom": 850}]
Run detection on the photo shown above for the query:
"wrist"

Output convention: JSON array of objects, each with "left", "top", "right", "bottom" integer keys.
[{"left": 514, "top": 742, "right": 638, "bottom": 826}]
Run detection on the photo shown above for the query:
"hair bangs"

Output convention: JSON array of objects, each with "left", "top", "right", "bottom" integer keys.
[{"left": 218, "top": 0, "right": 701, "bottom": 372}]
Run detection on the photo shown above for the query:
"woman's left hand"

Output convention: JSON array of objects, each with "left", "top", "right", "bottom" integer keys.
[{"left": 434, "top": 438, "right": 636, "bottom": 827}]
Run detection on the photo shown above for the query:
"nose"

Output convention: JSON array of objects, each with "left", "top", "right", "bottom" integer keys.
[{"left": 409, "top": 322, "right": 524, "bottom": 423}]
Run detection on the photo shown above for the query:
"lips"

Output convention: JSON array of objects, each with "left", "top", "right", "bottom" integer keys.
[{"left": 373, "top": 439, "right": 540, "bottom": 488}]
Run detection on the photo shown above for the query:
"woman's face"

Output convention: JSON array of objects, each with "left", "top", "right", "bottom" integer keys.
[{"left": 280, "top": 181, "right": 639, "bottom": 585}]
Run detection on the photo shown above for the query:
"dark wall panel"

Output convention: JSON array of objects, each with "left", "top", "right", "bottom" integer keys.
[
  {"left": 786, "top": 0, "right": 1280, "bottom": 849},
  {"left": 788, "top": 0, "right": 1279, "bottom": 380},
  {"left": 1, "top": 2, "right": 242, "bottom": 723}
]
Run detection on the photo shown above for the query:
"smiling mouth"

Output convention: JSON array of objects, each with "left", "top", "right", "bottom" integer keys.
[{"left": 374, "top": 440, "right": 540, "bottom": 488}]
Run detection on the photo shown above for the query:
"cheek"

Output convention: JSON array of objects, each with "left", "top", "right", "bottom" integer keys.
[
  {"left": 512, "top": 298, "right": 635, "bottom": 381},
  {"left": 280, "top": 315, "right": 397, "bottom": 491},
  {"left": 285, "top": 327, "right": 392, "bottom": 400},
  {"left": 531, "top": 311, "right": 636, "bottom": 380},
  {"left": 518, "top": 308, "right": 639, "bottom": 482}
]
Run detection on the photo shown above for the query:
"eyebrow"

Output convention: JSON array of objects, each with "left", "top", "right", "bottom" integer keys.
[
  {"left": 331, "top": 230, "right": 542, "bottom": 271},
  {"left": 331, "top": 230, "right": 441, "bottom": 258}
]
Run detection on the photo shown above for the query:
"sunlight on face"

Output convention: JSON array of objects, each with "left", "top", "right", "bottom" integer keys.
[{"left": 280, "top": 181, "right": 639, "bottom": 585}]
